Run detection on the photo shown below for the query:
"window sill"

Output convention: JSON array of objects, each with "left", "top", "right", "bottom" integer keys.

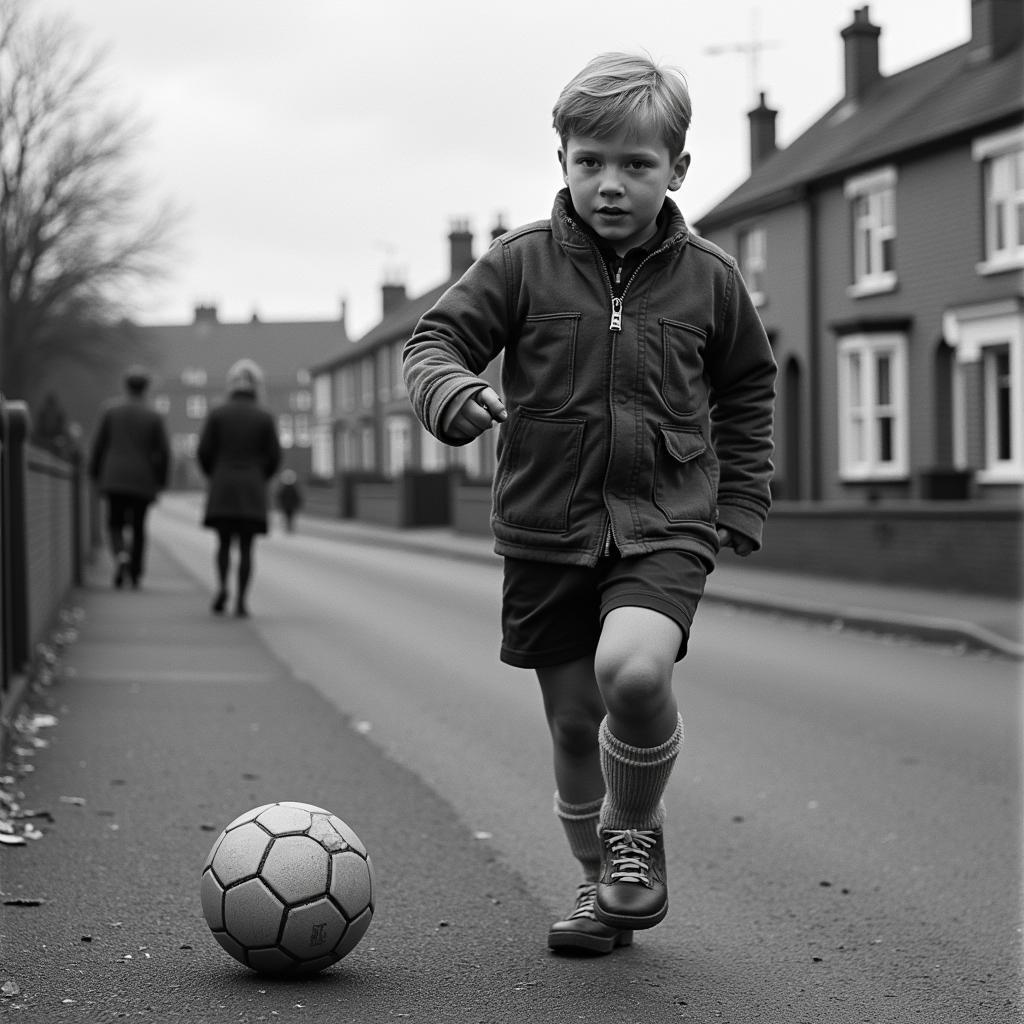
[
  {"left": 977, "top": 468, "right": 1024, "bottom": 485},
  {"left": 976, "top": 254, "right": 1024, "bottom": 277},
  {"left": 839, "top": 467, "right": 909, "bottom": 482},
  {"left": 846, "top": 274, "right": 897, "bottom": 299}
]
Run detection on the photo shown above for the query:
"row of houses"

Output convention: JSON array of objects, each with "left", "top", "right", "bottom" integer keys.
[{"left": 125, "top": 0, "right": 1021, "bottom": 593}]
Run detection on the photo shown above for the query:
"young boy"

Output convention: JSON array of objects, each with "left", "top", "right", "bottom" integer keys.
[{"left": 404, "top": 52, "right": 775, "bottom": 954}]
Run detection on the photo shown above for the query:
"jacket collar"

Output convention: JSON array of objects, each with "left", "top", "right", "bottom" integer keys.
[{"left": 550, "top": 188, "right": 689, "bottom": 256}]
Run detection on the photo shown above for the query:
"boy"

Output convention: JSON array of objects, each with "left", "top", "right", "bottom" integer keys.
[{"left": 404, "top": 52, "right": 775, "bottom": 954}]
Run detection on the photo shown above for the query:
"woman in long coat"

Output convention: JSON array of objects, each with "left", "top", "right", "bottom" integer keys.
[{"left": 197, "top": 359, "right": 281, "bottom": 617}]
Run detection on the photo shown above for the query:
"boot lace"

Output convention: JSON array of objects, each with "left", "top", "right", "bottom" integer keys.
[
  {"left": 567, "top": 883, "right": 599, "bottom": 921},
  {"left": 603, "top": 829, "right": 658, "bottom": 886}
]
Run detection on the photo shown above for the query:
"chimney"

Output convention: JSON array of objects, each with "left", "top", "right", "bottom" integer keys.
[
  {"left": 748, "top": 92, "right": 778, "bottom": 171},
  {"left": 841, "top": 6, "right": 881, "bottom": 102},
  {"left": 491, "top": 215, "right": 509, "bottom": 242},
  {"left": 448, "top": 219, "right": 474, "bottom": 278},
  {"left": 381, "top": 277, "right": 407, "bottom": 317},
  {"left": 970, "top": 0, "right": 1024, "bottom": 61},
  {"left": 193, "top": 303, "right": 218, "bottom": 324}
]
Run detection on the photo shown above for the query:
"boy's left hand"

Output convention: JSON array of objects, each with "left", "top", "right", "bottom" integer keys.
[{"left": 717, "top": 527, "right": 755, "bottom": 557}]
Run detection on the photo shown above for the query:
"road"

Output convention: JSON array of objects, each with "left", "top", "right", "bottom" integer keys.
[{"left": 151, "top": 497, "right": 1021, "bottom": 1023}]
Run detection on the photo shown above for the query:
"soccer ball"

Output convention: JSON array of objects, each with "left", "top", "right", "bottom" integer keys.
[{"left": 200, "top": 801, "right": 374, "bottom": 975}]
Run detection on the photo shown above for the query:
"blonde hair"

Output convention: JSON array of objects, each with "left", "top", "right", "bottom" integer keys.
[
  {"left": 225, "top": 358, "right": 264, "bottom": 397},
  {"left": 552, "top": 52, "right": 692, "bottom": 155}
]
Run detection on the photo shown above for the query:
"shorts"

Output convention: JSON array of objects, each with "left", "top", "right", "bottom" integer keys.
[{"left": 500, "top": 549, "right": 708, "bottom": 669}]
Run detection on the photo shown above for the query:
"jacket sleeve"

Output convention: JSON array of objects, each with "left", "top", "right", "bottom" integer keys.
[
  {"left": 403, "top": 244, "right": 511, "bottom": 445},
  {"left": 706, "top": 263, "right": 777, "bottom": 550},
  {"left": 197, "top": 415, "right": 216, "bottom": 477}
]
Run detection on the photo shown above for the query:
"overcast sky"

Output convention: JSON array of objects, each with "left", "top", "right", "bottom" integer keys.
[{"left": 34, "top": 0, "right": 970, "bottom": 338}]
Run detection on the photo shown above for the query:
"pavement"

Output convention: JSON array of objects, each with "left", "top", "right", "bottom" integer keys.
[{"left": 0, "top": 511, "right": 1020, "bottom": 1019}]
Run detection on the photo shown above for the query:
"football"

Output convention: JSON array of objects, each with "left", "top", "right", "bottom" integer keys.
[{"left": 200, "top": 801, "right": 374, "bottom": 975}]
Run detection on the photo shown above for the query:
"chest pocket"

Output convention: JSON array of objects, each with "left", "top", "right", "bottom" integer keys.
[
  {"left": 660, "top": 319, "right": 707, "bottom": 417},
  {"left": 508, "top": 313, "right": 580, "bottom": 413}
]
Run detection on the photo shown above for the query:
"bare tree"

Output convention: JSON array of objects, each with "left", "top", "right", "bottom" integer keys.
[{"left": 0, "top": 0, "right": 178, "bottom": 402}]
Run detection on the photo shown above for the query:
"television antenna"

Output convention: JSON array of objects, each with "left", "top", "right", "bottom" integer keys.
[{"left": 705, "top": 8, "right": 780, "bottom": 102}]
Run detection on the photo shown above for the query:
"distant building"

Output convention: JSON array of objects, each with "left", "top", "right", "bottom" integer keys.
[
  {"left": 132, "top": 304, "right": 350, "bottom": 487},
  {"left": 695, "top": 0, "right": 1023, "bottom": 505},
  {"left": 310, "top": 220, "right": 506, "bottom": 483}
]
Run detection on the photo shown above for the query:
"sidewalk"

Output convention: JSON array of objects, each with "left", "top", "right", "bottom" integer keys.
[{"left": 288, "top": 511, "right": 1024, "bottom": 661}]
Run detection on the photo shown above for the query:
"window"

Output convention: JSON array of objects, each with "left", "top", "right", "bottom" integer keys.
[
  {"left": 291, "top": 390, "right": 312, "bottom": 412},
  {"left": 386, "top": 416, "right": 411, "bottom": 476},
  {"left": 337, "top": 368, "right": 355, "bottom": 412},
  {"left": 377, "top": 347, "right": 392, "bottom": 401},
  {"left": 311, "top": 425, "right": 333, "bottom": 477},
  {"left": 737, "top": 225, "right": 766, "bottom": 306},
  {"left": 944, "top": 301, "right": 1024, "bottom": 483},
  {"left": 837, "top": 332, "right": 908, "bottom": 479},
  {"left": 391, "top": 341, "right": 407, "bottom": 397},
  {"left": 313, "top": 374, "right": 332, "bottom": 418},
  {"left": 844, "top": 166, "right": 897, "bottom": 296},
  {"left": 293, "top": 415, "right": 311, "bottom": 447},
  {"left": 278, "top": 415, "right": 294, "bottom": 449},
  {"left": 186, "top": 395, "right": 207, "bottom": 419},
  {"left": 419, "top": 425, "right": 447, "bottom": 471},
  {"left": 360, "top": 358, "right": 374, "bottom": 407},
  {"left": 182, "top": 367, "right": 207, "bottom": 387},
  {"left": 973, "top": 126, "right": 1024, "bottom": 273},
  {"left": 153, "top": 395, "right": 171, "bottom": 414}
]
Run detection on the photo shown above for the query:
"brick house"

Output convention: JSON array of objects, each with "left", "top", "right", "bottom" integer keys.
[
  {"left": 309, "top": 221, "right": 505, "bottom": 487},
  {"left": 131, "top": 305, "right": 350, "bottom": 487},
  {"left": 695, "top": 0, "right": 1023, "bottom": 508}
]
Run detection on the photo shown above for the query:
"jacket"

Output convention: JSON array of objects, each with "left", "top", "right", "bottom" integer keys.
[
  {"left": 198, "top": 394, "right": 281, "bottom": 531},
  {"left": 88, "top": 397, "right": 170, "bottom": 502},
  {"left": 404, "top": 190, "right": 776, "bottom": 569}
]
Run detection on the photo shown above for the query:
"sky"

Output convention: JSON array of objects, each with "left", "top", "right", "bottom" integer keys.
[{"left": 32, "top": 0, "right": 971, "bottom": 339}]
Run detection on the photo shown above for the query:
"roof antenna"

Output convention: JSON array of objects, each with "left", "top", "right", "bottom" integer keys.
[{"left": 705, "top": 8, "right": 780, "bottom": 103}]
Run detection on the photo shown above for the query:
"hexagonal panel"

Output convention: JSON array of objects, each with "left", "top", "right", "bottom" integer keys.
[
  {"left": 329, "top": 851, "right": 372, "bottom": 919},
  {"left": 210, "top": 928, "right": 248, "bottom": 967},
  {"left": 327, "top": 814, "right": 366, "bottom": 856},
  {"left": 308, "top": 812, "right": 348, "bottom": 853},
  {"left": 211, "top": 821, "right": 271, "bottom": 885},
  {"left": 335, "top": 906, "right": 373, "bottom": 959},
  {"left": 200, "top": 868, "right": 225, "bottom": 930},
  {"left": 224, "top": 803, "right": 274, "bottom": 832},
  {"left": 246, "top": 945, "right": 297, "bottom": 975},
  {"left": 223, "top": 878, "right": 285, "bottom": 948},
  {"left": 280, "top": 897, "right": 347, "bottom": 960},
  {"left": 257, "top": 804, "right": 314, "bottom": 836},
  {"left": 261, "top": 836, "right": 329, "bottom": 904}
]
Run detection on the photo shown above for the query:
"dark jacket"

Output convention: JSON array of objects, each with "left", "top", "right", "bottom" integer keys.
[
  {"left": 198, "top": 395, "right": 281, "bottom": 532},
  {"left": 404, "top": 190, "right": 776, "bottom": 569},
  {"left": 88, "top": 397, "right": 170, "bottom": 501}
]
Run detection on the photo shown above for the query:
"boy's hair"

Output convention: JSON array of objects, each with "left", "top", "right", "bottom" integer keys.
[{"left": 552, "top": 52, "right": 692, "bottom": 155}]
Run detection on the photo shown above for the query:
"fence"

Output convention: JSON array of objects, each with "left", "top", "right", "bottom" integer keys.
[{"left": 0, "top": 394, "right": 88, "bottom": 749}]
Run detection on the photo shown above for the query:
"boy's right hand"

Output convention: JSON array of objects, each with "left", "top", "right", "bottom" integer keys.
[{"left": 442, "top": 386, "right": 507, "bottom": 441}]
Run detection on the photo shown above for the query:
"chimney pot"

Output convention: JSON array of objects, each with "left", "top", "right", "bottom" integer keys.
[
  {"left": 448, "top": 219, "right": 474, "bottom": 278},
  {"left": 971, "top": 0, "right": 1024, "bottom": 60},
  {"left": 840, "top": 5, "right": 881, "bottom": 102},
  {"left": 748, "top": 91, "right": 778, "bottom": 171}
]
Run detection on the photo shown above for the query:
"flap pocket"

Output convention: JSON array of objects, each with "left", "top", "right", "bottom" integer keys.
[{"left": 659, "top": 425, "right": 706, "bottom": 464}]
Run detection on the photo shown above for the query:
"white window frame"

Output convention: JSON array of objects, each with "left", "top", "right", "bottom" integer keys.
[
  {"left": 391, "top": 341, "right": 407, "bottom": 397},
  {"left": 844, "top": 166, "right": 897, "bottom": 297},
  {"left": 973, "top": 125, "right": 1024, "bottom": 275},
  {"left": 186, "top": 394, "right": 207, "bottom": 419},
  {"left": 737, "top": 225, "right": 767, "bottom": 307},
  {"left": 943, "top": 300, "right": 1024, "bottom": 484},
  {"left": 311, "top": 425, "right": 333, "bottom": 477},
  {"left": 277, "top": 414, "right": 294, "bottom": 449},
  {"left": 385, "top": 416, "right": 410, "bottom": 477},
  {"left": 837, "top": 331, "right": 909, "bottom": 480},
  {"left": 419, "top": 425, "right": 448, "bottom": 471},
  {"left": 312, "top": 374, "right": 332, "bottom": 418}
]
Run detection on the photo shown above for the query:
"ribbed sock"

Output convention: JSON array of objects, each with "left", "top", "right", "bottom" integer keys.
[
  {"left": 554, "top": 792, "right": 604, "bottom": 882},
  {"left": 598, "top": 715, "right": 683, "bottom": 831}
]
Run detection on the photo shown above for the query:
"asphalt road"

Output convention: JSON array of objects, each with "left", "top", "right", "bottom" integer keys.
[{"left": 3, "top": 498, "right": 1020, "bottom": 1023}]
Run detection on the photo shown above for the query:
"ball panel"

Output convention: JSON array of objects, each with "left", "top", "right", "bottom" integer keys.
[
  {"left": 327, "top": 814, "right": 367, "bottom": 857},
  {"left": 210, "top": 821, "right": 272, "bottom": 886},
  {"left": 261, "top": 836, "right": 329, "bottom": 904},
  {"left": 211, "top": 929, "right": 248, "bottom": 967},
  {"left": 334, "top": 906, "right": 373, "bottom": 959},
  {"left": 280, "top": 898, "right": 347, "bottom": 960},
  {"left": 329, "top": 851, "right": 372, "bottom": 919},
  {"left": 223, "top": 878, "right": 286, "bottom": 948},
  {"left": 200, "top": 869, "right": 225, "bottom": 930},
  {"left": 307, "top": 813, "right": 349, "bottom": 853},
  {"left": 257, "top": 804, "right": 314, "bottom": 836},
  {"left": 246, "top": 946, "right": 298, "bottom": 975},
  {"left": 223, "top": 802, "right": 275, "bottom": 832},
  {"left": 279, "top": 800, "right": 329, "bottom": 814}
]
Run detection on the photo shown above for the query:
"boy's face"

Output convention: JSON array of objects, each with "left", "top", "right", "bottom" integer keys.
[{"left": 559, "top": 124, "right": 690, "bottom": 256}]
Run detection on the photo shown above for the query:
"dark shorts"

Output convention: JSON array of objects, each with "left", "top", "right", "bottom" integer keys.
[{"left": 500, "top": 549, "right": 709, "bottom": 669}]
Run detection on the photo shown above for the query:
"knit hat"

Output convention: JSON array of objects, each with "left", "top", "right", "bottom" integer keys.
[{"left": 225, "top": 358, "right": 263, "bottom": 396}]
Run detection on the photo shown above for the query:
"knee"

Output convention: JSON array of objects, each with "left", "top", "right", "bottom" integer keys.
[
  {"left": 594, "top": 652, "right": 672, "bottom": 723},
  {"left": 547, "top": 706, "right": 601, "bottom": 758}
]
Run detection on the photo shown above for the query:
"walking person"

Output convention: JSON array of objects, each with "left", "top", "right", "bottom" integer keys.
[
  {"left": 275, "top": 469, "right": 303, "bottom": 533},
  {"left": 88, "top": 365, "right": 170, "bottom": 590},
  {"left": 197, "top": 359, "right": 281, "bottom": 618},
  {"left": 404, "top": 52, "right": 776, "bottom": 954}
]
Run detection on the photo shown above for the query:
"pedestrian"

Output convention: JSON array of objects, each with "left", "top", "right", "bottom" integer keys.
[
  {"left": 88, "top": 365, "right": 170, "bottom": 590},
  {"left": 197, "top": 359, "right": 281, "bottom": 618},
  {"left": 404, "top": 52, "right": 776, "bottom": 955},
  {"left": 275, "top": 469, "right": 303, "bottom": 533}
]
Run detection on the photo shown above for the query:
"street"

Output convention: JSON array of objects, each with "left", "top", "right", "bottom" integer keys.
[{"left": 147, "top": 497, "right": 1022, "bottom": 1023}]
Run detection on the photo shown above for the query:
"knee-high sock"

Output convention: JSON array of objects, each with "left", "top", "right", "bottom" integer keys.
[
  {"left": 554, "top": 792, "right": 604, "bottom": 882},
  {"left": 598, "top": 715, "right": 683, "bottom": 831}
]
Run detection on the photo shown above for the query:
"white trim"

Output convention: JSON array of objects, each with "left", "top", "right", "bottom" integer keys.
[
  {"left": 843, "top": 165, "right": 897, "bottom": 199},
  {"left": 847, "top": 272, "right": 897, "bottom": 298},
  {"left": 971, "top": 125, "right": 1024, "bottom": 162}
]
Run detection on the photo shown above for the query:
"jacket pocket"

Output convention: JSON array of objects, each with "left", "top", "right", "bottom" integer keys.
[
  {"left": 508, "top": 313, "right": 580, "bottom": 413},
  {"left": 494, "top": 415, "right": 584, "bottom": 532},
  {"left": 653, "top": 425, "right": 718, "bottom": 524},
  {"left": 660, "top": 319, "right": 707, "bottom": 417}
]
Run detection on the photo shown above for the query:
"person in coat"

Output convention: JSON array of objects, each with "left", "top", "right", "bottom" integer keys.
[
  {"left": 88, "top": 366, "right": 171, "bottom": 589},
  {"left": 197, "top": 359, "right": 281, "bottom": 617}
]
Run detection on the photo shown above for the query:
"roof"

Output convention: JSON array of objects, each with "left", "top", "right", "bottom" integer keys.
[
  {"left": 130, "top": 314, "right": 350, "bottom": 389},
  {"left": 309, "top": 278, "right": 456, "bottom": 374},
  {"left": 696, "top": 37, "right": 1024, "bottom": 230}
]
